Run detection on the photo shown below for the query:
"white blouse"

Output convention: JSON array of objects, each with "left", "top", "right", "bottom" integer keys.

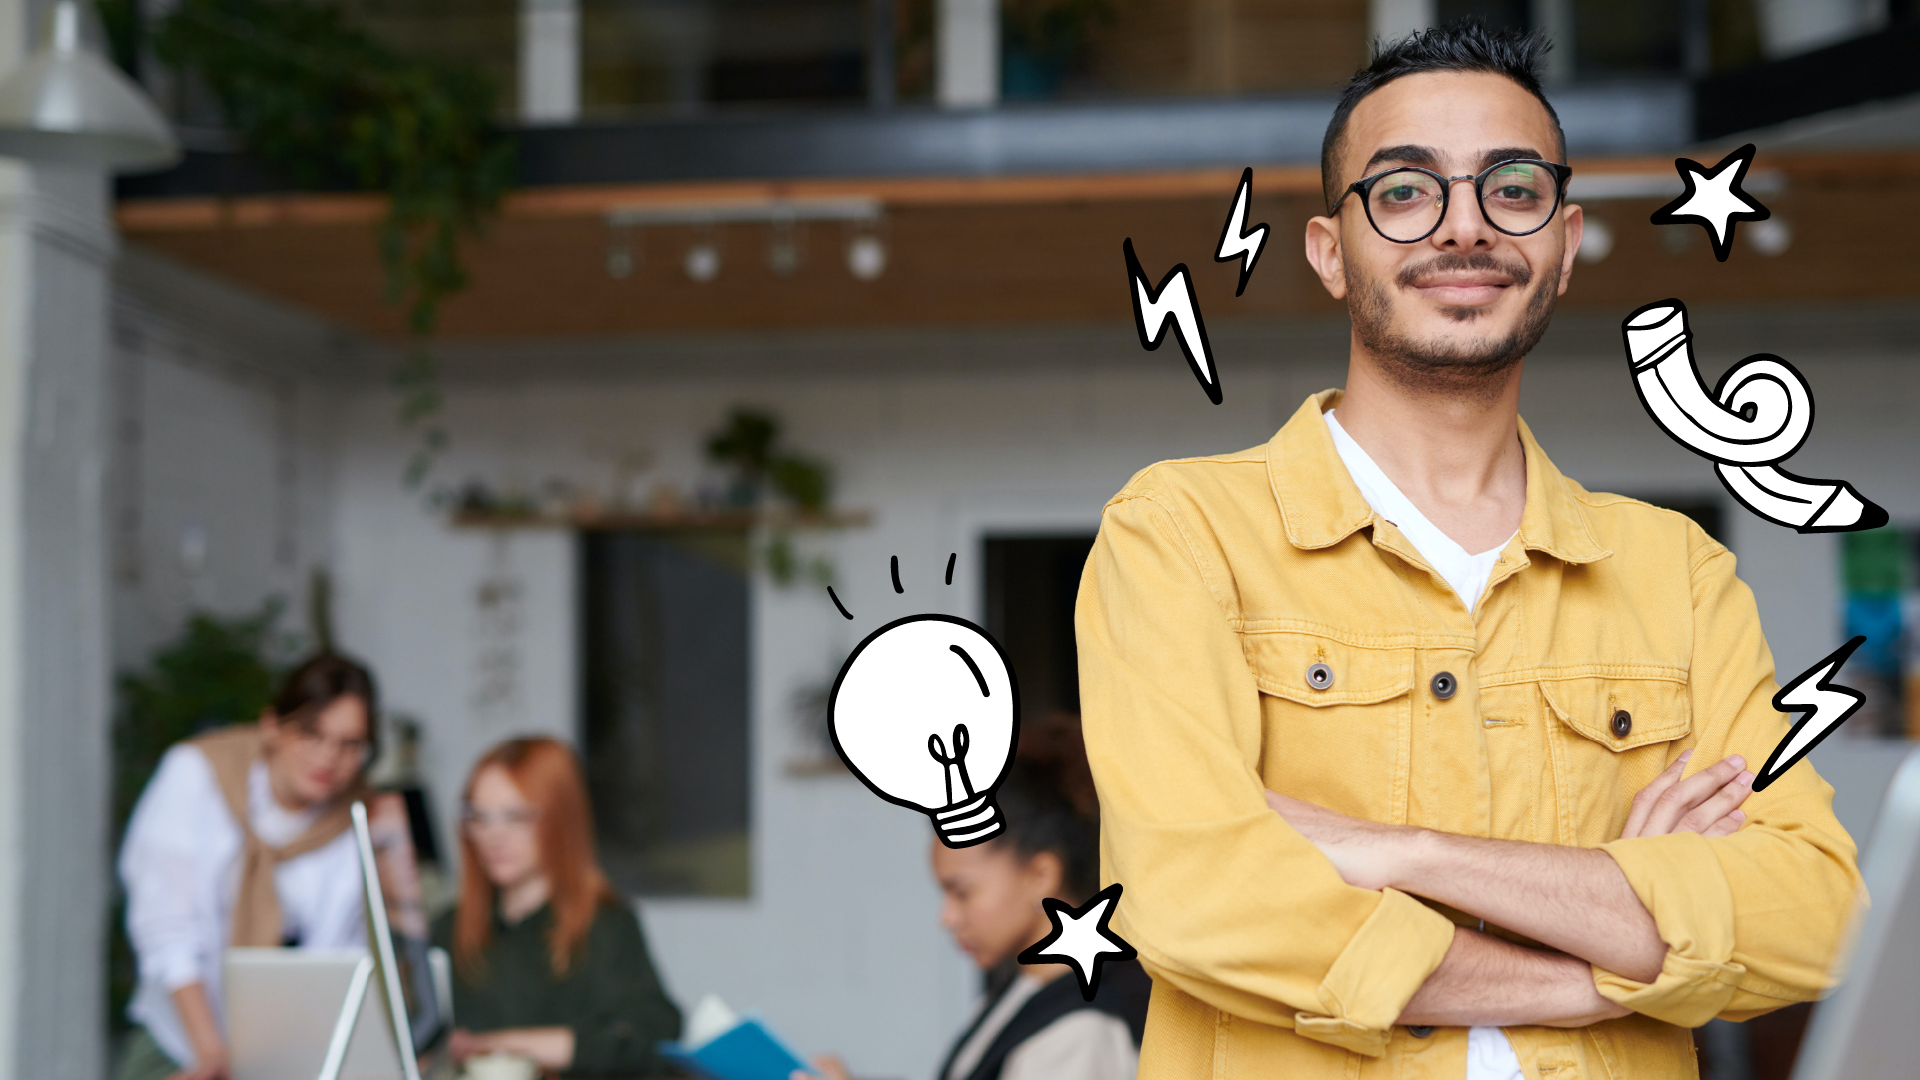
[
  {"left": 118, "top": 743, "right": 365, "bottom": 1067},
  {"left": 943, "top": 974, "right": 1139, "bottom": 1080}
]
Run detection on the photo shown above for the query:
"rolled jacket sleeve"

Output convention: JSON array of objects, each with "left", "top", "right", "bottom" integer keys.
[
  {"left": 1597, "top": 541, "right": 1865, "bottom": 1027},
  {"left": 1078, "top": 491, "right": 1457, "bottom": 1057}
]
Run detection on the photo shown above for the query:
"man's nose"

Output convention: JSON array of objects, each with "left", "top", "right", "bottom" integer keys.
[{"left": 1429, "top": 176, "right": 1495, "bottom": 249}]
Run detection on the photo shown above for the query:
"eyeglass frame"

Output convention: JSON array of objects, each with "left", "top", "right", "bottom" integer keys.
[{"left": 1330, "top": 158, "right": 1575, "bottom": 244}]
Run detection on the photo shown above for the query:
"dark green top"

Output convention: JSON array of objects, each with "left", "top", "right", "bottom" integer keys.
[{"left": 431, "top": 900, "right": 682, "bottom": 1078}]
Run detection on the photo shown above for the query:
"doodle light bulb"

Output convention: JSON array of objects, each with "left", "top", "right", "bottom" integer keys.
[{"left": 829, "top": 614, "right": 1018, "bottom": 847}]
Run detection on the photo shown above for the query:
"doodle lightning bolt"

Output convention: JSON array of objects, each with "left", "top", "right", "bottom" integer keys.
[
  {"left": 1124, "top": 238, "right": 1220, "bottom": 404},
  {"left": 1214, "top": 167, "right": 1268, "bottom": 297},
  {"left": 1753, "top": 636, "right": 1869, "bottom": 792}
]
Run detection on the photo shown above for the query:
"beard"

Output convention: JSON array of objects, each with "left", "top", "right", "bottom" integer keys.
[{"left": 1348, "top": 250, "right": 1560, "bottom": 400}]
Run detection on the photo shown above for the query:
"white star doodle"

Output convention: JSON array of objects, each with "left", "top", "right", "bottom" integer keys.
[
  {"left": 1649, "top": 143, "right": 1771, "bottom": 262},
  {"left": 1017, "top": 882, "right": 1138, "bottom": 1001}
]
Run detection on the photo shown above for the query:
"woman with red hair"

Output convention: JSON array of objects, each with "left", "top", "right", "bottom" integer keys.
[{"left": 431, "top": 737, "right": 681, "bottom": 1076}]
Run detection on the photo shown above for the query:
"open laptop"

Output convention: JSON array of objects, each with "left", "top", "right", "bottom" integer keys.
[
  {"left": 227, "top": 794, "right": 450, "bottom": 1080},
  {"left": 1791, "top": 745, "right": 1920, "bottom": 1080},
  {"left": 225, "top": 948, "right": 450, "bottom": 1080}
]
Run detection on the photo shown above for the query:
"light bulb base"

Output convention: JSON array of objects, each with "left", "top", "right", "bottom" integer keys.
[{"left": 931, "top": 793, "right": 1003, "bottom": 848}]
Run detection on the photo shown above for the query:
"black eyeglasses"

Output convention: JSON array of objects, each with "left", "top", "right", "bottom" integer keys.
[{"left": 1332, "top": 158, "right": 1574, "bottom": 244}]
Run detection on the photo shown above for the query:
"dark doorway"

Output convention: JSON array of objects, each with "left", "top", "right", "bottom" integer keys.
[
  {"left": 579, "top": 529, "right": 751, "bottom": 897},
  {"left": 984, "top": 535, "right": 1098, "bottom": 720}
]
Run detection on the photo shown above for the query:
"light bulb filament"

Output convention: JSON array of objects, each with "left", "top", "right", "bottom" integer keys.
[{"left": 927, "top": 724, "right": 977, "bottom": 807}]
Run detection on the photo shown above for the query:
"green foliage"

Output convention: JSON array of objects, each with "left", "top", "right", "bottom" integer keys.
[
  {"left": 94, "top": 0, "right": 144, "bottom": 75},
  {"left": 706, "top": 408, "right": 833, "bottom": 513},
  {"left": 113, "top": 603, "right": 291, "bottom": 834},
  {"left": 706, "top": 409, "right": 838, "bottom": 586},
  {"left": 153, "top": 0, "right": 515, "bottom": 487}
]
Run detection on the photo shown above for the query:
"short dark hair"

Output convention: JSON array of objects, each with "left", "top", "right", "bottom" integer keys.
[
  {"left": 1321, "top": 19, "right": 1565, "bottom": 212},
  {"left": 272, "top": 651, "right": 380, "bottom": 763}
]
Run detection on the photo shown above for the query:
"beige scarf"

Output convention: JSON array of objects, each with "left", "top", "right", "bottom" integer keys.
[{"left": 191, "top": 724, "right": 365, "bottom": 947}]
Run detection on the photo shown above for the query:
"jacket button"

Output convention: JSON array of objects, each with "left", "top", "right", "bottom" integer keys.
[
  {"left": 1408, "top": 1025, "right": 1435, "bottom": 1038},
  {"left": 1430, "top": 672, "right": 1456, "bottom": 700},
  {"left": 1307, "top": 662, "right": 1334, "bottom": 690},
  {"left": 1612, "top": 710, "right": 1633, "bottom": 738}
]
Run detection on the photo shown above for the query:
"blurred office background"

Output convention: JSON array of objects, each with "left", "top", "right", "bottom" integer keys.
[{"left": 0, "top": 0, "right": 1915, "bottom": 1077}]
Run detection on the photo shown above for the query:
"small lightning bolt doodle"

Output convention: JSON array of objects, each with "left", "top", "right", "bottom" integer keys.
[
  {"left": 1017, "top": 883, "right": 1138, "bottom": 1001},
  {"left": 1214, "top": 167, "right": 1268, "bottom": 297},
  {"left": 1123, "top": 238, "right": 1220, "bottom": 404},
  {"left": 1621, "top": 298, "right": 1887, "bottom": 532},
  {"left": 1754, "top": 637, "right": 1869, "bottom": 792},
  {"left": 1649, "top": 143, "right": 1771, "bottom": 262}
]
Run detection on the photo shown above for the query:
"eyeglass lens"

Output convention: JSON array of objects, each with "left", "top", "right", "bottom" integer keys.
[{"left": 1365, "top": 162, "right": 1560, "bottom": 242}]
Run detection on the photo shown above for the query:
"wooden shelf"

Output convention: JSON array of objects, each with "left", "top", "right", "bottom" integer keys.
[{"left": 449, "top": 507, "right": 871, "bottom": 531}]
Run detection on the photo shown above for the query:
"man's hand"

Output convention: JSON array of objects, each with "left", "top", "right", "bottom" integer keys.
[{"left": 1622, "top": 750, "right": 1752, "bottom": 840}]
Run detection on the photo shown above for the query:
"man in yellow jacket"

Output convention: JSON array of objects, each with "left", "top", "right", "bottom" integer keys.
[{"left": 1076, "top": 20, "right": 1863, "bottom": 1080}]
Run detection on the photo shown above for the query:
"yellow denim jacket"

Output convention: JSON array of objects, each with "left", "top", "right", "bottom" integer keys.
[{"left": 1077, "top": 391, "right": 1864, "bottom": 1079}]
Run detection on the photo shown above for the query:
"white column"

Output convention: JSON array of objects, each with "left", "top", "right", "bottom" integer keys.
[
  {"left": 0, "top": 160, "right": 114, "bottom": 1080},
  {"left": 1368, "top": 0, "right": 1434, "bottom": 47},
  {"left": 936, "top": 0, "right": 997, "bottom": 109},
  {"left": 519, "top": 0, "right": 581, "bottom": 124},
  {"left": 0, "top": 10, "right": 117, "bottom": 1080}
]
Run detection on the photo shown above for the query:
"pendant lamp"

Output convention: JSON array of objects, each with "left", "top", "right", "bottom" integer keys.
[{"left": 0, "top": 0, "right": 179, "bottom": 171}]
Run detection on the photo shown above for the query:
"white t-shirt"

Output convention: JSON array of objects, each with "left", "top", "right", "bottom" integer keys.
[
  {"left": 1325, "top": 409, "right": 1522, "bottom": 1080},
  {"left": 943, "top": 974, "right": 1139, "bottom": 1080},
  {"left": 118, "top": 745, "right": 366, "bottom": 1067}
]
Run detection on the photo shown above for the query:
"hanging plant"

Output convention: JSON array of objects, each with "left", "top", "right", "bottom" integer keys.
[
  {"left": 150, "top": 0, "right": 517, "bottom": 489},
  {"left": 706, "top": 408, "right": 837, "bottom": 587}
]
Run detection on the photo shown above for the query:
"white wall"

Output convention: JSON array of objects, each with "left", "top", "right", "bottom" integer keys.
[{"left": 108, "top": 251, "right": 345, "bottom": 669}]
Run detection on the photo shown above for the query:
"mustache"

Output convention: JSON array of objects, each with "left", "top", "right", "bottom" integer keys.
[{"left": 1395, "top": 251, "right": 1533, "bottom": 290}]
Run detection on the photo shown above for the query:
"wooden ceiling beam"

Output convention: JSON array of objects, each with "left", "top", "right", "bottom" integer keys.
[{"left": 119, "top": 150, "right": 1920, "bottom": 233}]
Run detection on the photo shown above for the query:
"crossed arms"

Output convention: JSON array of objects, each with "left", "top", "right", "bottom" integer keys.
[{"left": 1266, "top": 751, "right": 1753, "bottom": 1028}]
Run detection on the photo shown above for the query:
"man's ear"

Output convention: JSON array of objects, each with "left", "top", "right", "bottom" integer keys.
[
  {"left": 1304, "top": 214, "right": 1348, "bottom": 300},
  {"left": 1556, "top": 202, "right": 1584, "bottom": 296}
]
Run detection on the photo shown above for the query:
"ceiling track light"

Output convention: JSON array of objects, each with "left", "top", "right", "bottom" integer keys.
[{"left": 603, "top": 196, "right": 886, "bottom": 284}]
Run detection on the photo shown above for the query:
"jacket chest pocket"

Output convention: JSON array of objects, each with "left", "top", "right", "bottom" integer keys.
[
  {"left": 1538, "top": 674, "right": 1691, "bottom": 846},
  {"left": 1241, "top": 632, "right": 1414, "bottom": 822}
]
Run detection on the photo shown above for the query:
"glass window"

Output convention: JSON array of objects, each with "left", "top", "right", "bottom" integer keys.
[{"left": 580, "top": 529, "right": 751, "bottom": 898}]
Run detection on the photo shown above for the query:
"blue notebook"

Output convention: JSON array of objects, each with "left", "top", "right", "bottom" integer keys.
[{"left": 660, "top": 996, "right": 811, "bottom": 1080}]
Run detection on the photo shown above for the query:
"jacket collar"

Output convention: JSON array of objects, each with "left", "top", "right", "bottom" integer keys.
[{"left": 1265, "top": 390, "right": 1611, "bottom": 565}]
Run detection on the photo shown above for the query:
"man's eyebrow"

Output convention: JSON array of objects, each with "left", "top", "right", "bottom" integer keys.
[
  {"left": 1481, "top": 147, "right": 1548, "bottom": 170},
  {"left": 1361, "top": 144, "right": 1438, "bottom": 174}
]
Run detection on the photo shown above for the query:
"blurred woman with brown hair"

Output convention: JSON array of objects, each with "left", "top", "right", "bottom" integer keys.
[
  {"left": 432, "top": 736, "right": 682, "bottom": 1077},
  {"left": 117, "top": 652, "right": 381, "bottom": 1080}
]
